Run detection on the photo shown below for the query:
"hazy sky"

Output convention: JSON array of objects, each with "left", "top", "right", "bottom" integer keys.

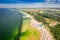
[{"left": 0, "top": 0, "right": 60, "bottom": 8}]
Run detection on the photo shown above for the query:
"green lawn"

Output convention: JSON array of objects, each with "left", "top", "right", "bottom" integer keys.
[{"left": 20, "top": 18, "right": 41, "bottom": 40}]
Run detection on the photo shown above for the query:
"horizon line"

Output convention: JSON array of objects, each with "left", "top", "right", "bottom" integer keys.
[{"left": 0, "top": 3, "right": 60, "bottom": 8}]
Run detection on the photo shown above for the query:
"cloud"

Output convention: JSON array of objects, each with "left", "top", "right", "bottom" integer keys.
[
  {"left": 0, "top": 3, "right": 60, "bottom": 8},
  {"left": 46, "top": 0, "right": 60, "bottom": 4}
]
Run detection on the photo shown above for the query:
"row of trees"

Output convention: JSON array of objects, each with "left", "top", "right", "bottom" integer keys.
[{"left": 48, "top": 24, "right": 60, "bottom": 40}]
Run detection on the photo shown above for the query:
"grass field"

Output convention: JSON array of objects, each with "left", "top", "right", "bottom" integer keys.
[{"left": 20, "top": 18, "right": 41, "bottom": 40}]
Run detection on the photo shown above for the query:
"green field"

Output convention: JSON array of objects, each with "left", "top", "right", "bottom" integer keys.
[{"left": 20, "top": 18, "right": 41, "bottom": 40}]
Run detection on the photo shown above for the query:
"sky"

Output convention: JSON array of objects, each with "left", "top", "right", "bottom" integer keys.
[{"left": 0, "top": 0, "right": 60, "bottom": 8}]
